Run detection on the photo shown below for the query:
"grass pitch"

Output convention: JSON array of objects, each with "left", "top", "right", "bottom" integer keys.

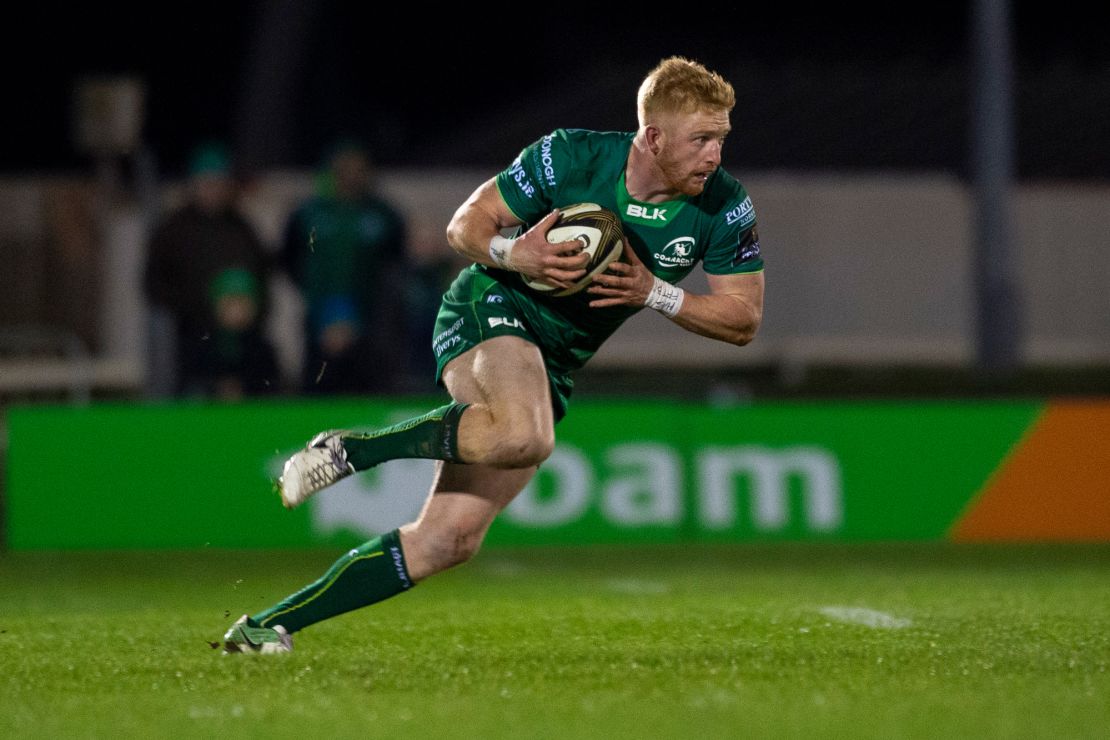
[{"left": 2, "top": 544, "right": 1108, "bottom": 739}]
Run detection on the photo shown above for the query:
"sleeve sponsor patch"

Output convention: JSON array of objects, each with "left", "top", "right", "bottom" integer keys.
[
  {"left": 528, "top": 134, "right": 558, "bottom": 189},
  {"left": 506, "top": 155, "right": 536, "bottom": 200},
  {"left": 732, "top": 227, "right": 760, "bottom": 267},
  {"left": 724, "top": 196, "right": 755, "bottom": 229}
]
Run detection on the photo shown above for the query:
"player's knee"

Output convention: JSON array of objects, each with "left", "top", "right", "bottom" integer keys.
[
  {"left": 472, "top": 402, "right": 554, "bottom": 468},
  {"left": 493, "top": 426, "right": 554, "bottom": 468}
]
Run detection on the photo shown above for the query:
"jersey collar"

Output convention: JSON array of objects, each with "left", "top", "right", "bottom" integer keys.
[{"left": 615, "top": 169, "right": 688, "bottom": 228}]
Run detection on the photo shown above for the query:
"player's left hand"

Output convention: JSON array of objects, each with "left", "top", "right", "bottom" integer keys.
[{"left": 587, "top": 239, "right": 654, "bottom": 308}]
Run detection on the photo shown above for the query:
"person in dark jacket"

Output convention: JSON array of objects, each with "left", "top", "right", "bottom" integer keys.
[
  {"left": 144, "top": 143, "right": 275, "bottom": 397},
  {"left": 281, "top": 140, "right": 409, "bottom": 394}
]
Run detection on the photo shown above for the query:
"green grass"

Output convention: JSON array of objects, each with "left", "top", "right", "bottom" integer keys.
[{"left": 2, "top": 544, "right": 1108, "bottom": 739}]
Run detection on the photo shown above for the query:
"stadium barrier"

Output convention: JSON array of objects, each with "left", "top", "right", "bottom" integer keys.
[{"left": 5, "top": 399, "right": 1109, "bottom": 549}]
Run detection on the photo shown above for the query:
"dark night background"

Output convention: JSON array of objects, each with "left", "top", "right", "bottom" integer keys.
[{"left": 6, "top": 2, "right": 1109, "bottom": 178}]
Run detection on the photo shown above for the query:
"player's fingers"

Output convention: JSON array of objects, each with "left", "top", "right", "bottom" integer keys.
[
  {"left": 560, "top": 247, "right": 590, "bottom": 269},
  {"left": 550, "top": 254, "right": 589, "bottom": 270},
  {"left": 539, "top": 272, "right": 576, "bottom": 289},
  {"left": 547, "top": 268, "right": 587, "bottom": 282},
  {"left": 605, "top": 261, "right": 632, "bottom": 275},
  {"left": 546, "top": 238, "right": 584, "bottom": 254},
  {"left": 533, "top": 209, "right": 561, "bottom": 236},
  {"left": 588, "top": 296, "right": 625, "bottom": 308},
  {"left": 591, "top": 272, "right": 629, "bottom": 288}
]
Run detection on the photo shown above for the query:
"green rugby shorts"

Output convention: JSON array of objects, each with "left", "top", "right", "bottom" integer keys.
[{"left": 432, "top": 267, "right": 574, "bottom": 421}]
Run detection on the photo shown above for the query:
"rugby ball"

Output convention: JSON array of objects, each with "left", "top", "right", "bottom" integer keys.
[{"left": 524, "top": 203, "right": 624, "bottom": 297}]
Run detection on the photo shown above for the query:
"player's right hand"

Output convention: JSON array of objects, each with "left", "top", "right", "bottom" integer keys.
[{"left": 509, "top": 210, "right": 590, "bottom": 289}]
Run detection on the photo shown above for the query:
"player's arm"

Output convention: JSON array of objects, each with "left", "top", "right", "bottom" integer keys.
[
  {"left": 446, "top": 178, "right": 589, "bottom": 289},
  {"left": 587, "top": 246, "right": 763, "bottom": 346},
  {"left": 671, "top": 271, "right": 763, "bottom": 345}
]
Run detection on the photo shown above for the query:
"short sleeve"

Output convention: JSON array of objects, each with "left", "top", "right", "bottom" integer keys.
[
  {"left": 701, "top": 191, "right": 764, "bottom": 275},
  {"left": 494, "top": 130, "right": 572, "bottom": 224}
]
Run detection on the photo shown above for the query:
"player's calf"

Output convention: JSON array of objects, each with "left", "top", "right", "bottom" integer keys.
[
  {"left": 413, "top": 525, "right": 484, "bottom": 574},
  {"left": 398, "top": 503, "right": 500, "bottom": 580},
  {"left": 278, "top": 402, "right": 471, "bottom": 509}
]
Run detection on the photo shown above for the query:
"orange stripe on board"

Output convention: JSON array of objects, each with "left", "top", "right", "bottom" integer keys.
[{"left": 951, "top": 401, "right": 1110, "bottom": 542}]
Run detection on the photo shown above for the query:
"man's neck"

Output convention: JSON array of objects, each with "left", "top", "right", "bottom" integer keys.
[{"left": 625, "top": 133, "right": 680, "bottom": 204}]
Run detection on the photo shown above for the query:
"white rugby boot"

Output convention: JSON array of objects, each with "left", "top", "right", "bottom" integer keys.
[
  {"left": 278, "top": 430, "right": 355, "bottom": 509},
  {"left": 222, "top": 615, "right": 293, "bottom": 654}
]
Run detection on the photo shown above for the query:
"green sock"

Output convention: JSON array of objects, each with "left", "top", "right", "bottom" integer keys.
[
  {"left": 251, "top": 530, "right": 413, "bottom": 633},
  {"left": 341, "top": 402, "right": 469, "bottom": 470}
]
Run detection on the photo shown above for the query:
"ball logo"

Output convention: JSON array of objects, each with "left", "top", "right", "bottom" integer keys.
[
  {"left": 572, "top": 231, "right": 592, "bottom": 250},
  {"left": 526, "top": 203, "right": 623, "bottom": 296},
  {"left": 654, "top": 237, "right": 696, "bottom": 268}
]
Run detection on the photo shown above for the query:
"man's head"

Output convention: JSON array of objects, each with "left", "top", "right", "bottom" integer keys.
[
  {"left": 188, "top": 142, "right": 235, "bottom": 213},
  {"left": 325, "top": 140, "right": 372, "bottom": 201},
  {"left": 636, "top": 57, "right": 736, "bottom": 196}
]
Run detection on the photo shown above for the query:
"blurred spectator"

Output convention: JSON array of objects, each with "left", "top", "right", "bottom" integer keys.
[
  {"left": 281, "top": 140, "right": 410, "bottom": 394},
  {"left": 401, "top": 217, "right": 470, "bottom": 388},
  {"left": 144, "top": 142, "right": 275, "bottom": 398},
  {"left": 193, "top": 267, "right": 279, "bottom": 399}
]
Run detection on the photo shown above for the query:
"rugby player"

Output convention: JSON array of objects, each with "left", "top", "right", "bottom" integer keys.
[{"left": 223, "top": 56, "right": 764, "bottom": 653}]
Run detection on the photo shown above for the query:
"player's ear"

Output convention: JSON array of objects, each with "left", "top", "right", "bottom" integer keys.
[{"left": 644, "top": 125, "right": 664, "bottom": 156}]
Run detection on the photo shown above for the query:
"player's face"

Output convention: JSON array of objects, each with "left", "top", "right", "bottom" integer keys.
[{"left": 656, "top": 108, "right": 731, "bottom": 196}]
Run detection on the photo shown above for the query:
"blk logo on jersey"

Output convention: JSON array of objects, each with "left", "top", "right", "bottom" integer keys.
[
  {"left": 626, "top": 204, "right": 669, "bottom": 222},
  {"left": 654, "top": 237, "right": 696, "bottom": 268},
  {"left": 488, "top": 317, "right": 525, "bottom": 330}
]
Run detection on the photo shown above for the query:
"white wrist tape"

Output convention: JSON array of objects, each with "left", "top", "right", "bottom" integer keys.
[
  {"left": 644, "top": 275, "right": 685, "bottom": 318},
  {"left": 489, "top": 235, "right": 517, "bottom": 270}
]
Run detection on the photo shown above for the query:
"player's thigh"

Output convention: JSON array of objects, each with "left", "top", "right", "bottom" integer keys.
[
  {"left": 442, "top": 336, "right": 549, "bottom": 413},
  {"left": 407, "top": 335, "right": 552, "bottom": 548},
  {"left": 443, "top": 334, "right": 555, "bottom": 442}
]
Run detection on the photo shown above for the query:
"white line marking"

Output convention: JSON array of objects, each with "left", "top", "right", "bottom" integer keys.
[
  {"left": 484, "top": 561, "right": 526, "bottom": 577},
  {"left": 819, "top": 606, "right": 912, "bottom": 629},
  {"left": 604, "top": 579, "right": 670, "bottom": 595}
]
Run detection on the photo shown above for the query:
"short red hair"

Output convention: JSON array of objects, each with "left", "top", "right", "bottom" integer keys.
[{"left": 637, "top": 57, "right": 736, "bottom": 126}]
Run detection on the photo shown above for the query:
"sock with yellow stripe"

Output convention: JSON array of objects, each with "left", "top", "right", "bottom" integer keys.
[
  {"left": 251, "top": 529, "right": 412, "bottom": 633},
  {"left": 341, "top": 402, "right": 469, "bottom": 471}
]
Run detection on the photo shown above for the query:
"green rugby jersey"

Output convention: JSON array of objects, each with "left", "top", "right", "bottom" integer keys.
[{"left": 481, "top": 127, "right": 761, "bottom": 370}]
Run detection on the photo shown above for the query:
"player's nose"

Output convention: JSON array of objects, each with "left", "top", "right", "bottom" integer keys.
[{"left": 706, "top": 140, "right": 722, "bottom": 166}]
